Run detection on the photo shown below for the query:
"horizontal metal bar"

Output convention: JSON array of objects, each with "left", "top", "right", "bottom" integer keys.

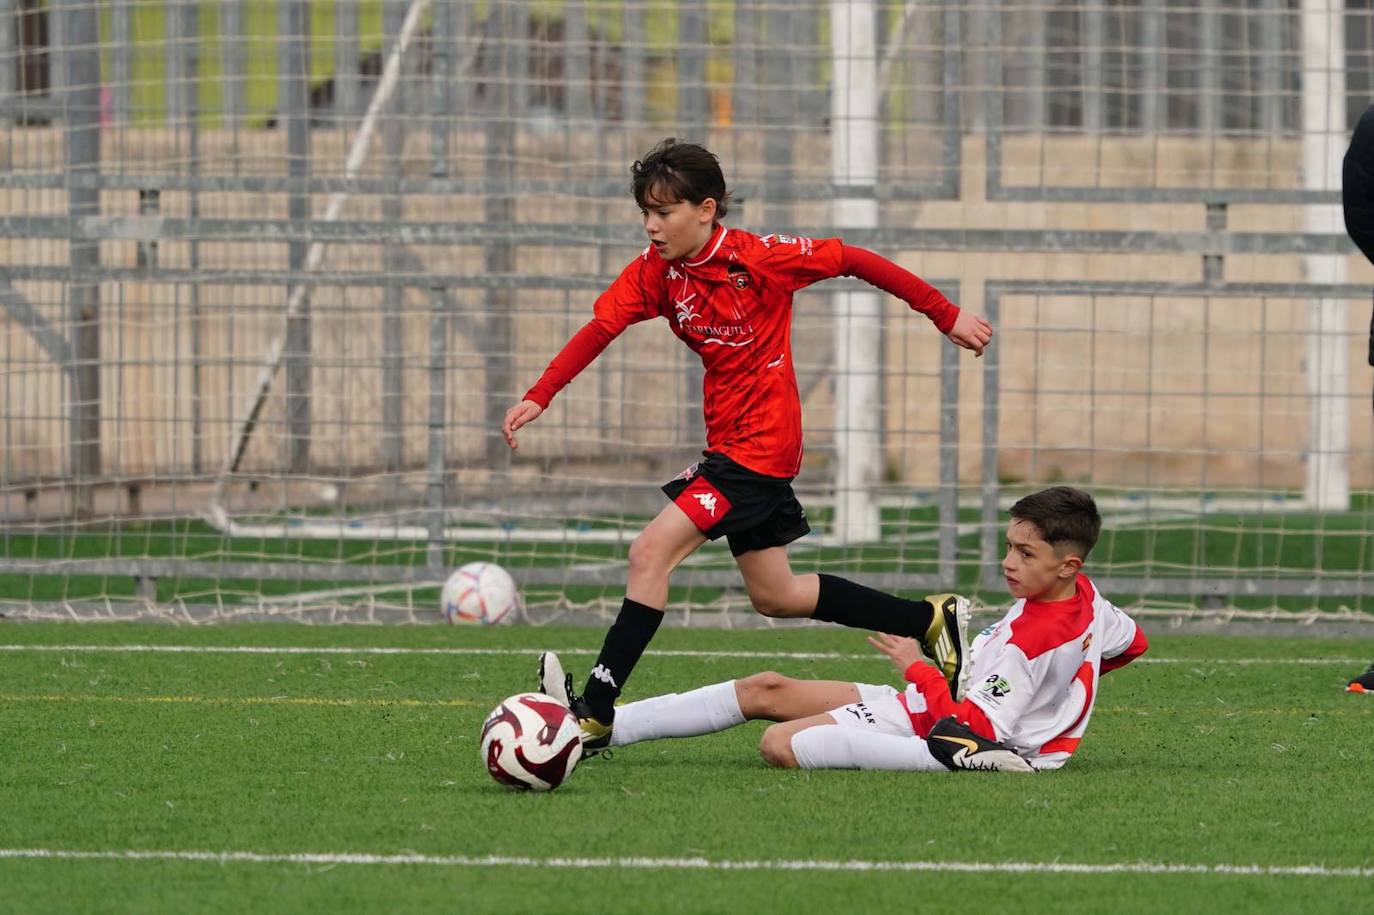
[
  {"left": 0, "top": 165, "right": 1336, "bottom": 205},
  {"left": 988, "top": 279, "right": 1374, "bottom": 299},
  {"left": 0, "top": 170, "right": 953, "bottom": 201},
  {"left": 0, "top": 216, "right": 1357, "bottom": 255},
  {"left": 6, "top": 555, "right": 1371, "bottom": 598},
  {"left": 2, "top": 264, "right": 613, "bottom": 291},
  {"left": 991, "top": 185, "right": 1341, "bottom": 206},
  {"left": 0, "top": 556, "right": 940, "bottom": 591}
]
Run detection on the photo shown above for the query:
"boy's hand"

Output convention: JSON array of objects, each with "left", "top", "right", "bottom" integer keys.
[
  {"left": 867, "top": 632, "right": 926, "bottom": 675},
  {"left": 501, "top": 400, "right": 544, "bottom": 450},
  {"left": 945, "top": 310, "right": 993, "bottom": 357}
]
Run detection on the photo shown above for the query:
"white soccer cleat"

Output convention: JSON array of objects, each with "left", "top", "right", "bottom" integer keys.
[
  {"left": 537, "top": 651, "right": 571, "bottom": 706},
  {"left": 536, "top": 651, "right": 613, "bottom": 753}
]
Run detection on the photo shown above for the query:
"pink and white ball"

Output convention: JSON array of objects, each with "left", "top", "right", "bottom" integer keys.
[
  {"left": 441, "top": 562, "right": 518, "bottom": 625},
  {"left": 479, "top": 692, "right": 584, "bottom": 791}
]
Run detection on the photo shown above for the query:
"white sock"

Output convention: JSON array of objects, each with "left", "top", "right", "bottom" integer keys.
[
  {"left": 789, "top": 725, "right": 944, "bottom": 771},
  {"left": 610, "top": 680, "right": 745, "bottom": 747}
]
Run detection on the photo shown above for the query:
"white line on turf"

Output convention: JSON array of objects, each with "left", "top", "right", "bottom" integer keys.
[
  {"left": 0, "top": 848, "right": 1369, "bottom": 878},
  {"left": 0, "top": 644, "right": 1366, "bottom": 665}
]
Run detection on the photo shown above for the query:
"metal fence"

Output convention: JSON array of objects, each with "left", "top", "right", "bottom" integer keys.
[{"left": 1, "top": 0, "right": 1371, "bottom": 620}]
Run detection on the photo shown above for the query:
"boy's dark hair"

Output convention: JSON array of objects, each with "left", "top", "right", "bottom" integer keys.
[
  {"left": 1009, "top": 486, "right": 1101, "bottom": 560},
  {"left": 632, "top": 138, "right": 732, "bottom": 219}
]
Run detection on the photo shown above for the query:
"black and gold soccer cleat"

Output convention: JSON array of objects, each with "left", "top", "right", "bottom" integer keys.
[
  {"left": 926, "top": 716, "right": 1034, "bottom": 773},
  {"left": 919, "top": 593, "right": 971, "bottom": 701},
  {"left": 537, "top": 651, "right": 614, "bottom": 753}
]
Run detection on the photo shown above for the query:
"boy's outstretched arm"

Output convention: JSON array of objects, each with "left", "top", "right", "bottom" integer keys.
[{"left": 839, "top": 246, "right": 993, "bottom": 356}]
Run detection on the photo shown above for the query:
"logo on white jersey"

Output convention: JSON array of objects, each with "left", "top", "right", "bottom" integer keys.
[
  {"left": 589, "top": 664, "right": 618, "bottom": 688},
  {"left": 693, "top": 492, "right": 719, "bottom": 517},
  {"left": 980, "top": 673, "right": 1011, "bottom": 700}
]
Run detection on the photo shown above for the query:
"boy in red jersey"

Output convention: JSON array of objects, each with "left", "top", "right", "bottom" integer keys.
[
  {"left": 503, "top": 139, "right": 994, "bottom": 750},
  {"left": 542, "top": 487, "right": 1148, "bottom": 772}
]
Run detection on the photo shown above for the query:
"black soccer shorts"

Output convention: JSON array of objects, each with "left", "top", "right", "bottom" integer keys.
[{"left": 660, "top": 451, "right": 811, "bottom": 556}]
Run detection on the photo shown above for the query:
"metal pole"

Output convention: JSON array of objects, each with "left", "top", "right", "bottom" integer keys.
[
  {"left": 0, "top": 0, "right": 12, "bottom": 124},
  {"left": 221, "top": 0, "right": 243, "bottom": 146},
  {"left": 980, "top": 287, "right": 1002, "bottom": 592},
  {"left": 382, "top": 0, "right": 406, "bottom": 480},
  {"left": 1083, "top": 0, "right": 1105, "bottom": 132},
  {"left": 831, "top": 0, "right": 881, "bottom": 544},
  {"left": 1301, "top": 0, "right": 1349, "bottom": 510},
  {"left": 281, "top": 0, "right": 312, "bottom": 473},
  {"left": 427, "top": 287, "right": 449, "bottom": 571},
  {"left": 1139, "top": 0, "right": 1163, "bottom": 132},
  {"left": 186, "top": 0, "right": 203, "bottom": 474},
  {"left": 679, "top": 0, "right": 707, "bottom": 136},
  {"left": 938, "top": 292, "right": 960, "bottom": 585},
  {"left": 484, "top": 1, "right": 516, "bottom": 466},
  {"left": 565, "top": 0, "right": 593, "bottom": 123},
  {"left": 335, "top": 0, "right": 360, "bottom": 122},
  {"left": 1199, "top": 0, "right": 1221, "bottom": 133},
  {"left": 430, "top": 0, "right": 453, "bottom": 175},
  {"left": 62, "top": 0, "right": 101, "bottom": 511}
]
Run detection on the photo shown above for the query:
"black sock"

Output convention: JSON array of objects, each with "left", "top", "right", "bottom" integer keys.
[
  {"left": 811, "top": 573, "right": 933, "bottom": 637},
  {"left": 583, "top": 598, "right": 663, "bottom": 722}
]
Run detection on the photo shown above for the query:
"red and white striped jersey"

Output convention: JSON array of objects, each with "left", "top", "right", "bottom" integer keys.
[{"left": 900, "top": 574, "right": 1148, "bottom": 770}]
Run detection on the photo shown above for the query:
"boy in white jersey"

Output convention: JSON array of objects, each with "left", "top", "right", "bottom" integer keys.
[{"left": 540, "top": 486, "right": 1148, "bottom": 772}]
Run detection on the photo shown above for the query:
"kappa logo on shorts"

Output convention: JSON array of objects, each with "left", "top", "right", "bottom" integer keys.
[{"left": 675, "top": 476, "right": 733, "bottom": 533}]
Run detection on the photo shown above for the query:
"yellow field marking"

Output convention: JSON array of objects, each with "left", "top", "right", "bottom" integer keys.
[{"left": 0, "top": 693, "right": 479, "bottom": 710}]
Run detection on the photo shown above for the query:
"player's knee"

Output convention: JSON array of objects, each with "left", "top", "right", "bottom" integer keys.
[
  {"left": 736, "top": 670, "right": 786, "bottom": 711},
  {"left": 627, "top": 532, "right": 672, "bottom": 577},
  {"left": 749, "top": 592, "right": 789, "bottom": 618},
  {"left": 748, "top": 588, "right": 805, "bottom": 618},
  {"left": 759, "top": 724, "right": 800, "bottom": 769}
]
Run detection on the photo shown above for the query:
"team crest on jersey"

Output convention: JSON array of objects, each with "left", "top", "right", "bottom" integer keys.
[
  {"left": 1081, "top": 632, "right": 1093, "bottom": 651},
  {"left": 727, "top": 263, "right": 751, "bottom": 289}
]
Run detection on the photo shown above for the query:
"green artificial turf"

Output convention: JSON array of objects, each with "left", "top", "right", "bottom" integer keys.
[{"left": 1, "top": 622, "right": 1372, "bottom": 913}]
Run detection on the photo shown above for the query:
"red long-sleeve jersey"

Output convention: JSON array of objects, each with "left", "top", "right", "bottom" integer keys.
[{"left": 522, "top": 226, "right": 959, "bottom": 478}]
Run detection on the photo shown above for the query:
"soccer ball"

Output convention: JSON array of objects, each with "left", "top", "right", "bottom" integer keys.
[
  {"left": 479, "top": 692, "right": 584, "bottom": 791},
  {"left": 441, "top": 562, "right": 518, "bottom": 625}
]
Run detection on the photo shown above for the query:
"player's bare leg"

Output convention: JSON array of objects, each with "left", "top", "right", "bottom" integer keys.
[
  {"left": 733, "top": 546, "right": 819, "bottom": 618},
  {"left": 625, "top": 503, "right": 707, "bottom": 608},
  {"left": 735, "top": 546, "right": 968, "bottom": 696},
  {"left": 550, "top": 504, "right": 706, "bottom": 751},
  {"left": 733, "top": 671, "right": 860, "bottom": 721},
  {"left": 758, "top": 713, "right": 841, "bottom": 768}
]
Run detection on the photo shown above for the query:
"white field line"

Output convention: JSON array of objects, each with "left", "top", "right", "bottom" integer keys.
[
  {"left": 0, "top": 847, "right": 1369, "bottom": 879},
  {"left": 0, "top": 643, "right": 1366, "bottom": 666},
  {"left": 0, "top": 693, "right": 479, "bottom": 709}
]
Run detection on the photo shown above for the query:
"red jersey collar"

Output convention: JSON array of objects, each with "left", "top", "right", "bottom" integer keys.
[{"left": 682, "top": 225, "right": 728, "bottom": 268}]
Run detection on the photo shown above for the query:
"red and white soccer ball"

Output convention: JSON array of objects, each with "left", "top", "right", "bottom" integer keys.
[
  {"left": 479, "top": 692, "right": 584, "bottom": 791},
  {"left": 441, "top": 562, "right": 518, "bottom": 625}
]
